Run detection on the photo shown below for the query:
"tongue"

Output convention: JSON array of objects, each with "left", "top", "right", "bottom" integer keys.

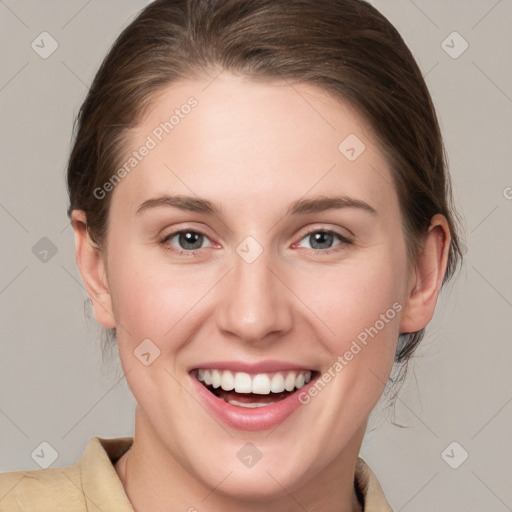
[{"left": 216, "top": 389, "right": 291, "bottom": 404}]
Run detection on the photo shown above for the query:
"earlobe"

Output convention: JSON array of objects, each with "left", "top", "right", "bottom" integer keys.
[
  {"left": 71, "top": 210, "right": 116, "bottom": 329},
  {"left": 399, "top": 214, "right": 451, "bottom": 334}
]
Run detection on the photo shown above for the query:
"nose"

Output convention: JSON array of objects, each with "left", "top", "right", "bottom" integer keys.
[{"left": 215, "top": 245, "right": 293, "bottom": 345}]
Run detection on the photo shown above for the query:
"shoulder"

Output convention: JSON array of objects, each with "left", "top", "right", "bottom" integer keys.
[
  {"left": 0, "top": 436, "right": 134, "bottom": 512},
  {"left": 0, "top": 464, "right": 85, "bottom": 511}
]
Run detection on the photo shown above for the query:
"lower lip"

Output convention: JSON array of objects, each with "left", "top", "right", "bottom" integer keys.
[{"left": 190, "top": 373, "right": 317, "bottom": 431}]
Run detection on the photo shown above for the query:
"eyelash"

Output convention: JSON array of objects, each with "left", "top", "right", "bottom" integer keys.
[{"left": 159, "top": 228, "right": 353, "bottom": 257}]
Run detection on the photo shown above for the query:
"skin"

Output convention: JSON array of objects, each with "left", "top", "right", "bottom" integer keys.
[{"left": 72, "top": 71, "right": 451, "bottom": 512}]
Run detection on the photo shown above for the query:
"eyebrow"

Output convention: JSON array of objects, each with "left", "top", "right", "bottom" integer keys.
[{"left": 135, "top": 194, "right": 377, "bottom": 217}]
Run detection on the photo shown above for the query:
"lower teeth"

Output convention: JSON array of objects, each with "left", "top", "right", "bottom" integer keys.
[
  {"left": 227, "top": 399, "right": 275, "bottom": 408},
  {"left": 204, "top": 382, "right": 292, "bottom": 408}
]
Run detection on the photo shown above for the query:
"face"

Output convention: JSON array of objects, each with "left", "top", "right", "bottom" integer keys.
[{"left": 91, "top": 73, "right": 415, "bottom": 498}]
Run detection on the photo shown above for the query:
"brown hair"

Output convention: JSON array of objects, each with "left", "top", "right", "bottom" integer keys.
[{"left": 67, "top": 0, "right": 464, "bottom": 366}]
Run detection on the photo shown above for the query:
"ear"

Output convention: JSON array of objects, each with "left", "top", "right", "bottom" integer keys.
[
  {"left": 399, "top": 214, "right": 451, "bottom": 334},
  {"left": 71, "top": 210, "right": 116, "bottom": 329}
]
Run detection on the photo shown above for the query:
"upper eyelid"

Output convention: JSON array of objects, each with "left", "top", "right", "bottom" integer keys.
[
  {"left": 160, "top": 223, "right": 215, "bottom": 240},
  {"left": 293, "top": 230, "right": 352, "bottom": 250},
  {"left": 296, "top": 226, "right": 352, "bottom": 241},
  {"left": 161, "top": 229, "right": 214, "bottom": 247}
]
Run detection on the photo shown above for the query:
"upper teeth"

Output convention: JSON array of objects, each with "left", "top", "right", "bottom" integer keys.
[{"left": 196, "top": 369, "right": 312, "bottom": 394}]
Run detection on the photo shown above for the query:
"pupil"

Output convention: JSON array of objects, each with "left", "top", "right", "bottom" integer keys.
[
  {"left": 311, "top": 232, "right": 332, "bottom": 249},
  {"left": 180, "top": 231, "right": 202, "bottom": 250}
]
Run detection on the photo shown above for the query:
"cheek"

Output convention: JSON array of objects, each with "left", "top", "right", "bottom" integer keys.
[
  {"left": 298, "top": 251, "right": 406, "bottom": 404},
  {"left": 105, "top": 246, "right": 234, "bottom": 379},
  {"left": 106, "top": 242, "right": 205, "bottom": 338},
  {"left": 297, "top": 254, "right": 405, "bottom": 344}
]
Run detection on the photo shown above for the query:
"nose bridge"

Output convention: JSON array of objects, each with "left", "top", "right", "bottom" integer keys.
[{"left": 216, "top": 240, "right": 292, "bottom": 343}]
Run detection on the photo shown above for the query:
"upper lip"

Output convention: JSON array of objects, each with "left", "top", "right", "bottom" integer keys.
[{"left": 189, "top": 360, "right": 316, "bottom": 374}]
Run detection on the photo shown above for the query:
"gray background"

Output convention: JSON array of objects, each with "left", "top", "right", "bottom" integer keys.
[{"left": 1, "top": 0, "right": 511, "bottom": 510}]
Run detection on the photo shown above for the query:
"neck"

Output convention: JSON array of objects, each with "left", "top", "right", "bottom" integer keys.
[{"left": 115, "top": 408, "right": 365, "bottom": 512}]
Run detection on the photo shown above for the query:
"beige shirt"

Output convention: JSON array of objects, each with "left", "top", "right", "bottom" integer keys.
[{"left": 0, "top": 437, "right": 393, "bottom": 511}]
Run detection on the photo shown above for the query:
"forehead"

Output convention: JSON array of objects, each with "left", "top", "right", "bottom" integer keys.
[{"left": 110, "top": 72, "right": 397, "bottom": 219}]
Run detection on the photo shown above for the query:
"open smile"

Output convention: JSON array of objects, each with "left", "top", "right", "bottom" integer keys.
[
  {"left": 190, "top": 364, "right": 320, "bottom": 431},
  {"left": 196, "top": 368, "right": 313, "bottom": 407}
]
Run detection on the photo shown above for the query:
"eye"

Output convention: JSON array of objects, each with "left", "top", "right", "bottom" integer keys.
[
  {"left": 160, "top": 229, "right": 213, "bottom": 254},
  {"left": 296, "top": 229, "right": 353, "bottom": 252}
]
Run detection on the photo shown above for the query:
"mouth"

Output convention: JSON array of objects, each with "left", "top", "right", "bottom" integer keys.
[{"left": 192, "top": 368, "right": 318, "bottom": 408}]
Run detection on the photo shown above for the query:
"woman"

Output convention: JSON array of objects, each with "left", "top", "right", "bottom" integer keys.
[{"left": 0, "top": 0, "right": 463, "bottom": 510}]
